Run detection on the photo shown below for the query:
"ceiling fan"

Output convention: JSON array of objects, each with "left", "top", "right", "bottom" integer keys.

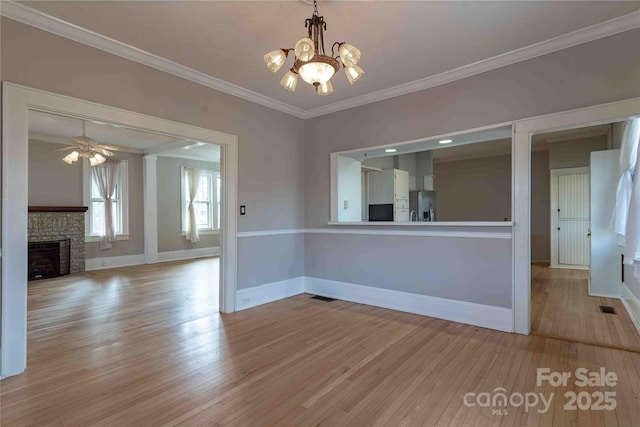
[{"left": 57, "top": 121, "right": 115, "bottom": 166}]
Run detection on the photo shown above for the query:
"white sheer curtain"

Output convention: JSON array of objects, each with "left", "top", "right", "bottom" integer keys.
[
  {"left": 92, "top": 159, "right": 121, "bottom": 250},
  {"left": 610, "top": 118, "right": 640, "bottom": 278},
  {"left": 185, "top": 168, "right": 205, "bottom": 242}
]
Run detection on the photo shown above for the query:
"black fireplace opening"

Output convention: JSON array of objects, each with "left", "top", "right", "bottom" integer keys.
[{"left": 28, "top": 239, "right": 71, "bottom": 281}]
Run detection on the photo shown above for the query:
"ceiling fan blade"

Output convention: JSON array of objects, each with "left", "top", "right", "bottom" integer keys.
[
  {"left": 94, "top": 148, "right": 114, "bottom": 157},
  {"left": 95, "top": 144, "right": 141, "bottom": 154},
  {"left": 55, "top": 146, "right": 78, "bottom": 152}
]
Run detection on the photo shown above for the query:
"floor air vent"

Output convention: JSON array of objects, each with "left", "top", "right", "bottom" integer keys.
[
  {"left": 599, "top": 305, "right": 616, "bottom": 314},
  {"left": 311, "top": 295, "right": 336, "bottom": 302}
]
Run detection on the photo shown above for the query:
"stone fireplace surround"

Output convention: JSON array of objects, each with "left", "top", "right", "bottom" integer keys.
[{"left": 28, "top": 206, "right": 87, "bottom": 273}]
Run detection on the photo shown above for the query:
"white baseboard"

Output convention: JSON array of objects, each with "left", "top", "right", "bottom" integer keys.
[
  {"left": 157, "top": 247, "right": 219, "bottom": 262},
  {"left": 621, "top": 282, "right": 640, "bottom": 335},
  {"left": 304, "top": 277, "right": 513, "bottom": 332},
  {"left": 85, "top": 254, "right": 146, "bottom": 271},
  {"left": 236, "top": 277, "right": 305, "bottom": 311}
]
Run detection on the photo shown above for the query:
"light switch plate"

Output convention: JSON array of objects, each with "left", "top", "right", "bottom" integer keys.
[
  {"left": 240, "top": 205, "right": 246, "bottom": 215},
  {"left": 343, "top": 200, "right": 349, "bottom": 209}
]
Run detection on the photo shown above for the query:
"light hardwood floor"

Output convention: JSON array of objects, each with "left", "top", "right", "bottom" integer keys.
[
  {"left": 531, "top": 264, "right": 640, "bottom": 353},
  {"left": 2, "top": 259, "right": 640, "bottom": 426}
]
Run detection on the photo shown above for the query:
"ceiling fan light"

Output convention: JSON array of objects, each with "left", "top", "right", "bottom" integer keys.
[
  {"left": 93, "top": 153, "right": 106, "bottom": 165},
  {"left": 280, "top": 70, "right": 298, "bottom": 91},
  {"left": 294, "top": 37, "right": 315, "bottom": 62},
  {"left": 264, "top": 49, "right": 287, "bottom": 72},
  {"left": 339, "top": 43, "right": 361, "bottom": 67},
  {"left": 62, "top": 154, "right": 74, "bottom": 164},
  {"left": 68, "top": 151, "right": 80, "bottom": 162},
  {"left": 344, "top": 64, "right": 364, "bottom": 85},
  {"left": 316, "top": 80, "right": 334, "bottom": 96}
]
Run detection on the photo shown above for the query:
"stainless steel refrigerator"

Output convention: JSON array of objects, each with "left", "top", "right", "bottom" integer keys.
[{"left": 409, "top": 190, "right": 437, "bottom": 221}]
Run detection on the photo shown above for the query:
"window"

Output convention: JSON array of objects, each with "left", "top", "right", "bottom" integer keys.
[
  {"left": 84, "top": 160, "right": 129, "bottom": 240},
  {"left": 182, "top": 167, "right": 220, "bottom": 233}
]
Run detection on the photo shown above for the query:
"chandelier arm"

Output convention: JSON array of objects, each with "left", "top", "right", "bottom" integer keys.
[{"left": 331, "top": 41, "right": 344, "bottom": 60}]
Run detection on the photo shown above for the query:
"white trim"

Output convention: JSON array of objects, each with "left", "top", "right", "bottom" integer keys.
[
  {"left": 327, "top": 221, "right": 513, "bottom": 227},
  {"left": 621, "top": 282, "right": 640, "bottom": 336},
  {"left": 305, "top": 277, "right": 513, "bottom": 332},
  {"left": 157, "top": 247, "right": 219, "bottom": 263},
  {"left": 2, "top": 82, "right": 239, "bottom": 379},
  {"left": 85, "top": 254, "right": 146, "bottom": 271},
  {"left": 0, "top": 1, "right": 306, "bottom": 119},
  {"left": 513, "top": 98, "right": 640, "bottom": 335},
  {"left": 237, "top": 229, "right": 305, "bottom": 238},
  {"left": 235, "top": 228, "right": 511, "bottom": 239},
  {"left": 307, "top": 228, "right": 511, "bottom": 240},
  {"left": 236, "top": 277, "right": 305, "bottom": 311},
  {"left": 85, "top": 234, "right": 129, "bottom": 243},
  {"left": 143, "top": 154, "right": 158, "bottom": 264},
  {"left": 301, "top": 11, "right": 640, "bottom": 119},
  {"left": 549, "top": 265, "right": 590, "bottom": 271},
  {"left": 2, "top": 1, "right": 638, "bottom": 120}
]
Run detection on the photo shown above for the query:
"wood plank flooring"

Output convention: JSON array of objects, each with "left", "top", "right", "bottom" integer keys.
[
  {"left": 2, "top": 259, "right": 640, "bottom": 426},
  {"left": 531, "top": 264, "right": 640, "bottom": 352}
]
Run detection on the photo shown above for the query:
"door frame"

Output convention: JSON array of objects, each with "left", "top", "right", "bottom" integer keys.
[
  {"left": 549, "top": 167, "right": 590, "bottom": 270},
  {"left": 2, "top": 82, "right": 239, "bottom": 378},
  {"left": 513, "top": 97, "right": 640, "bottom": 334}
]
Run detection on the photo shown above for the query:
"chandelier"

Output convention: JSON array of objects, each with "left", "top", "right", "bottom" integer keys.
[
  {"left": 263, "top": 0, "right": 363, "bottom": 95},
  {"left": 58, "top": 121, "right": 113, "bottom": 166}
]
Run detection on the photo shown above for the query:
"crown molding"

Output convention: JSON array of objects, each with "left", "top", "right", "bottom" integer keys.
[
  {"left": 301, "top": 10, "right": 640, "bottom": 119},
  {"left": 0, "top": 1, "right": 308, "bottom": 119},
  {"left": 2, "top": 1, "right": 639, "bottom": 120}
]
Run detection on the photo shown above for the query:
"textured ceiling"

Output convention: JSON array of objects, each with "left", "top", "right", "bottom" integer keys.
[{"left": 19, "top": 1, "right": 640, "bottom": 111}]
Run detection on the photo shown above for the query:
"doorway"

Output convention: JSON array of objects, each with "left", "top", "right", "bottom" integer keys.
[
  {"left": 2, "top": 83, "right": 239, "bottom": 379},
  {"left": 550, "top": 167, "right": 590, "bottom": 269},
  {"left": 528, "top": 122, "right": 640, "bottom": 351}
]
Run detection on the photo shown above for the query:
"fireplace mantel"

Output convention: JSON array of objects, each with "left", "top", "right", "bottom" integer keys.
[{"left": 28, "top": 206, "right": 88, "bottom": 213}]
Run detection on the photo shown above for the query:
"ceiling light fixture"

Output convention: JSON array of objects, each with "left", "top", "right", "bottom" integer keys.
[
  {"left": 58, "top": 120, "right": 114, "bottom": 166},
  {"left": 385, "top": 148, "right": 398, "bottom": 153},
  {"left": 438, "top": 139, "right": 453, "bottom": 144},
  {"left": 264, "top": 0, "right": 363, "bottom": 95}
]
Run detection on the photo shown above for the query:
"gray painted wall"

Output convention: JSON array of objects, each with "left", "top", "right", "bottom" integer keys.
[
  {"left": 156, "top": 156, "right": 220, "bottom": 253},
  {"left": 305, "top": 233, "right": 512, "bottom": 308},
  {"left": 238, "top": 234, "right": 304, "bottom": 289},
  {"left": 549, "top": 136, "right": 607, "bottom": 169},
  {"left": 2, "top": 17, "right": 306, "bottom": 289},
  {"left": 304, "top": 29, "right": 640, "bottom": 309},
  {"left": 531, "top": 150, "right": 551, "bottom": 262},
  {"left": 433, "top": 154, "right": 511, "bottom": 222},
  {"left": 28, "top": 141, "right": 145, "bottom": 259},
  {"left": 28, "top": 141, "right": 83, "bottom": 206}
]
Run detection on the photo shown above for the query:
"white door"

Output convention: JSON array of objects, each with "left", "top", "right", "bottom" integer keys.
[
  {"left": 590, "top": 150, "right": 621, "bottom": 297},
  {"left": 551, "top": 168, "right": 590, "bottom": 269}
]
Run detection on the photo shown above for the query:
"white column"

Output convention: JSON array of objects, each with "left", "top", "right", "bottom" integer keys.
[{"left": 143, "top": 154, "right": 159, "bottom": 264}]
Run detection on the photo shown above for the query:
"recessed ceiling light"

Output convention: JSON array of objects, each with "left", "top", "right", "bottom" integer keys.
[
  {"left": 385, "top": 148, "right": 397, "bottom": 153},
  {"left": 438, "top": 139, "right": 453, "bottom": 144}
]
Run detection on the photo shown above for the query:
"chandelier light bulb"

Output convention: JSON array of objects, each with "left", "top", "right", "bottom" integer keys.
[
  {"left": 298, "top": 61, "right": 336, "bottom": 85},
  {"left": 264, "top": 49, "right": 287, "bottom": 72},
  {"left": 344, "top": 64, "right": 364, "bottom": 85},
  {"left": 294, "top": 38, "right": 315, "bottom": 62},
  {"left": 280, "top": 70, "right": 298, "bottom": 91},
  {"left": 316, "top": 80, "right": 334, "bottom": 96},
  {"left": 339, "top": 43, "right": 361, "bottom": 67}
]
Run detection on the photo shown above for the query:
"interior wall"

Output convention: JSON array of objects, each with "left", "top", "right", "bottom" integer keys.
[
  {"left": 337, "top": 155, "right": 362, "bottom": 222},
  {"left": 531, "top": 150, "right": 551, "bottom": 262},
  {"left": 548, "top": 135, "right": 607, "bottom": 169},
  {"left": 433, "top": 154, "right": 511, "bottom": 222},
  {"left": 156, "top": 156, "right": 220, "bottom": 253},
  {"left": 304, "top": 28, "right": 640, "bottom": 309},
  {"left": 28, "top": 141, "right": 145, "bottom": 259},
  {"left": 28, "top": 141, "right": 83, "bottom": 206},
  {"left": 1, "top": 17, "right": 306, "bottom": 289}
]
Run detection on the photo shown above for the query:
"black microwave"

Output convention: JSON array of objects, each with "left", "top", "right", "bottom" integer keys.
[{"left": 369, "top": 204, "right": 394, "bottom": 221}]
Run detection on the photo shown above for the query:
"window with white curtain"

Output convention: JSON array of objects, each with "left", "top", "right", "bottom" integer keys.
[
  {"left": 85, "top": 160, "right": 129, "bottom": 240},
  {"left": 181, "top": 167, "right": 219, "bottom": 233}
]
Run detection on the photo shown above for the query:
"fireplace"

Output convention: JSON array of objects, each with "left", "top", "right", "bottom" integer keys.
[{"left": 28, "top": 239, "right": 71, "bottom": 281}]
